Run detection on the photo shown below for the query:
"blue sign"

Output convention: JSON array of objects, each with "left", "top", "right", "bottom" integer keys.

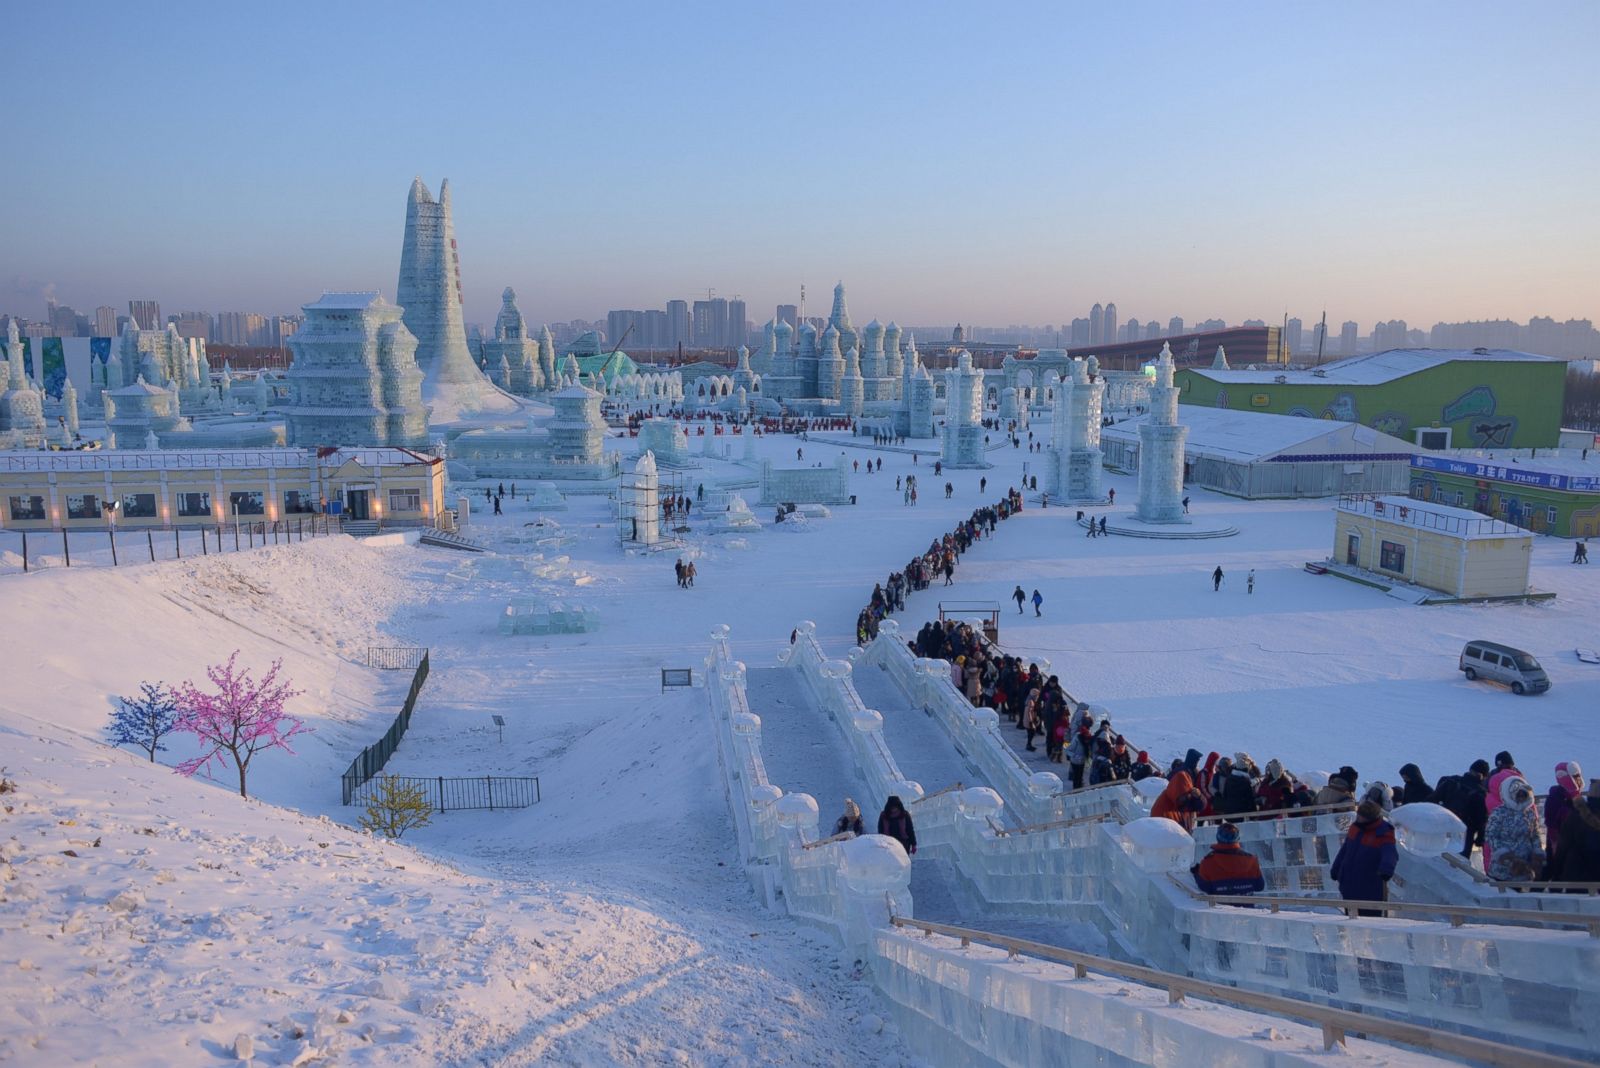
[{"left": 1411, "top": 455, "right": 1600, "bottom": 493}]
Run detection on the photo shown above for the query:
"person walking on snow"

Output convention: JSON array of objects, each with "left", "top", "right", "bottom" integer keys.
[
  {"left": 878, "top": 796, "right": 917, "bottom": 855},
  {"left": 1247, "top": 569, "right": 1255, "bottom": 594},
  {"left": 1212, "top": 565, "right": 1224, "bottom": 591},
  {"left": 674, "top": 558, "right": 686, "bottom": 588},
  {"left": 1098, "top": 516, "right": 1107, "bottom": 536},
  {"left": 1107, "top": 487, "right": 1115, "bottom": 505},
  {"left": 1013, "top": 585, "right": 1027, "bottom": 614},
  {"left": 685, "top": 561, "right": 697, "bottom": 588},
  {"left": 1032, "top": 589, "right": 1043, "bottom": 617},
  {"left": 1182, "top": 496, "right": 1190, "bottom": 514},
  {"left": 980, "top": 476, "right": 987, "bottom": 493},
  {"left": 1575, "top": 540, "right": 1589, "bottom": 564}
]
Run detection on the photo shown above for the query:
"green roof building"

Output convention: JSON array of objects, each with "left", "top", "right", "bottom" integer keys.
[{"left": 1173, "top": 348, "right": 1565, "bottom": 449}]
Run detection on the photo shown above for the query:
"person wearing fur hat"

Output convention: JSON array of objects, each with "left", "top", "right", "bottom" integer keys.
[
  {"left": 1484, "top": 775, "right": 1544, "bottom": 881},
  {"left": 1128, "top": 751, "right": 1158, "bottom": 781},
  {"left": 877, "top": 796, "right": 917, "bottom": 855},
  {"left": 1192, "top": 823, "right": 1265, "bottom": 896},
  {"left": 1330, "top": 798, "right": 1398, "bottom": 914},
  {"left": 1153, "top": 767, "right": 1207, "bottom": 832},
  {"left": 1482, "top": 751, "right": 1524, "bottom": 870},
  {"left": 1213, "top": 756, "right": 1258, "bottom": 817},
  {"left": 1545, "top": 761, "right": 1585, "bottom": 876},
  {"left": 833, "top": 798, "right": 865, "bottom": 837}
]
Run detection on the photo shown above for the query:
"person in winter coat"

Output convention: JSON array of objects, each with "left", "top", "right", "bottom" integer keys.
[
  {"left": 1433, "top": 760, "right": 1491, "bottom": 858},
  {"left": 1315, "top": 773, "right": 1356, "bottom": 808},
  {"left": 833, "top": 799, "right": 865, "bottom": 837},
  {"left": 1128, "top": 751, "right": 1158, "bottom": 781},
  {"left": 1255, "top": 760, "right": 1296, "bottom": 813},
  {"left": 1192, "top": 823, "right": 1265, "bottom": 896},
  {"left": 1013, "top": 585, "right": 1026, "bottom": 614},
  {"left": 1330, "top": 799, "right": 1399, "bottom": 915},
  {"left": 878, "top": 796, "right": 917, "bottom": 855},
  {"left": 1482, "top": 751, "right": 1523, "bottom": 870},
  {"left": 1067, "top": 725, "right": 1092, "bottom": 789},
  {"left": 1484, "top": 776, "right": 1544, "bottom": 881},
  {"left": 1213, "top": 758, "right": 1257, "bottom": 817},
  {"left": 1555, "top": 780, "right": 1600, "bottom": 882},
  {"left": 1545, "top": 761, "right": 1585, "bottom": 876},
  {"left": 1032, "top": 589, "right": 1043, "bottom": 617},
  {"left": 1398, "top": 764, "right": 1434, "bottom": 805},
  {"left": 1153, "top": 769, "right": 1206, "bottom": 832}
]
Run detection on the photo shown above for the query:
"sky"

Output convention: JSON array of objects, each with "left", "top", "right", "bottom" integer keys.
[{"left": 4, "top": 0, "right": 1598, "bottom": 332}]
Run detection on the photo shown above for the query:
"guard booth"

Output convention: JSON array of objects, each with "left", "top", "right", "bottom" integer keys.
[{"left": 939, "top": 601, "right": 1002, "bottom": 645}]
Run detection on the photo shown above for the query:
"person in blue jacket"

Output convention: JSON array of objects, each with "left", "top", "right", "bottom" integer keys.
[{"left": 1330, "top": 798, "right": 1398, "bottom": 916}]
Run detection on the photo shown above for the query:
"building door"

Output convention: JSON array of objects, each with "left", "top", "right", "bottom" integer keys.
[
  {"left": 346, "top": 489, "right": 370, "bottom": 520},
  {"left": 1346, "top": 532, "right": 1360, "bottom": 566}
]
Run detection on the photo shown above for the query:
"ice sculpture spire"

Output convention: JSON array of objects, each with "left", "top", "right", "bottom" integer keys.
[{"left": 396, "top": 176, "right": 510, "bottom": 418}]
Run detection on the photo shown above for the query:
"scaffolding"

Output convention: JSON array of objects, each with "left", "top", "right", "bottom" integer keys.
[{"left": 615, "top": 463, "right": 687, "bottom": 550}]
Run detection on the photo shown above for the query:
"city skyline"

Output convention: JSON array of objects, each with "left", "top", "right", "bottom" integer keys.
[{"left": 5, "top": 2, "right": 1598, "bottom": 331}]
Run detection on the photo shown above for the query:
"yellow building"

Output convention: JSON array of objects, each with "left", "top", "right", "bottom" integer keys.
[
  {"left": 1332, "top": 495, "right": 1533, "bottom": 599},
  {"left": 0, "top": 447, "right": 445, "bottom": 531}
]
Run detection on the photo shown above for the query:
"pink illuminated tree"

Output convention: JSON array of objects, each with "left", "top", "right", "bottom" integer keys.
[{"left": 174, "top": 651, "right": 308, "bottom": 798}]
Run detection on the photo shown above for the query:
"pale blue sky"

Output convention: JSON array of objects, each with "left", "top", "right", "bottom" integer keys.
[{"left": 4, "top": 0, "right": 1597, "bottom": 331}]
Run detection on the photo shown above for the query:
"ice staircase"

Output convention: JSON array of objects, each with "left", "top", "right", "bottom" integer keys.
[
  {"left": 419, "top": 528, "right": 487, "bottom": 552},
  {"left": 706, "top": 628, "right": 1587, "bottom": 1068}
]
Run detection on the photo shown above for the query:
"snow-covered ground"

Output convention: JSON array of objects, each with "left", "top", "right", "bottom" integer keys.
[{"left": 3, "top": 421, "right": 1596, "bottom": 1064}]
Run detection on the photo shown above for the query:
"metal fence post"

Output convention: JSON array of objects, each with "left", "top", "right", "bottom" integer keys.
[
  {"left": 62, "top": 529, "right": 71, "bottom": 567},
  {"left": 147, "top": 530, "right": 155, "bottom": 562},
  {"left": 21, "top": 532, "right": 27, "bottom": 572},
  {"left": 109, "top": 529, "right": 117, "bottom": 566},
  {"left": 438, "top": 776, "right": 446, "bottom": 813},
  {"left": 487, "top": 776, "right": 494, "bottom": 811}
]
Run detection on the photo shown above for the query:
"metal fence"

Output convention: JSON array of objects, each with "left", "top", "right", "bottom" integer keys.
[
  {"left": 342, "top": 774, "right": 541, "bottom": 812},
  {"left": 367, "top": 646, "right": 429, "bottom": 671},
  {"left": 340, "top": 651, "right": 429, "bottom": 804},
  {"left": 1, "top": 515, "right": 338, "bottom": 574}
]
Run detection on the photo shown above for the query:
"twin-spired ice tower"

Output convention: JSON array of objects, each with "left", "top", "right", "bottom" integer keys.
[
  {"left": 396, "top": 177, "right": 515, "bottom": 419},
  {"left": 1043, "top": 355, "right": 1104, "bottom": 502},
  {"left": 1135, "top": 342, "right": 1188, "bottom": 523}
]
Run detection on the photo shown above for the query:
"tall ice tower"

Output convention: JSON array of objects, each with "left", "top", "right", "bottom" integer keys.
[
  {"left": 396, "top": 177, "right": 510, "bottom": 418},
  {"left": 1134, "top": 342, "right": 1187, "bottom": 523}
]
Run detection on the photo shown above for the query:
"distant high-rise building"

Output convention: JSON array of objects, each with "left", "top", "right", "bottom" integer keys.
[
  {"left": 1069, "top": 317, "right": 1090, "bottom": 346},
  {"left": 607, "top": 309, "right": 643, "bottom": 349},
  {"left": 129, "top": 300, "right": 161, "bottom": 331},
  {"left": 48, "top": 300, "right": 79, "bottom": 337},
  {"left": 1199, "top": 318, "right": 1227, "bottom": 332},
  {"left": 726, "top": 299, "right": 747, "bottom": 349},
  {"left": 1144, "top": 320, "right": 1161, "bottom": 340},
  {"left": 666, "top": 299, "right": 691, "bottom": 349},
  {"left": 776, "top": 304, "right": 798, "bottom": 330},
  {"left": 1089, "top": 303, "right": 1104, "bottom": 345},
  {"left": 692, "top": 298, "right": 729, "bottom": 348},
  {"left": 1243, "top": 319, "right": 1266, "bottom": 328},
  {"left": 172, "top": 311, "right": 211, "bottom": 342},
  {"left": 1340, "top": 321, "right": 1359, "bottom": 354},
  {"left": 1103, "top": 303, "right": 1118, "bottom": 348},
  {"left": 94, "top": 306, "right": 117, "bottom": 337},
  {"left": 1286, "top": 317, "right": 1304, "bottom": 355},
  {"left": 1168, "top": 316, "right": 1184, "bottom": 335},
  {"left": 1311, "top": 319, "right": 1328, "bottom": 357},
  {"left": 1372, "top": 319, "right": 1409, "bottom": 350},
  {"left": 641, "top": 309, "right": 668, "bottom": 349},
  {"left": 1123, "top": 318, "right": 1140, "bottom": 342}
]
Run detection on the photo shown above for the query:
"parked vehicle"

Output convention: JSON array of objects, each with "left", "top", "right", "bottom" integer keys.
[{"left": 1460, "top": 641, "right": 1551, "bottom": 695}]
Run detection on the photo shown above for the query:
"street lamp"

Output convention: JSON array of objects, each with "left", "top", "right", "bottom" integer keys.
[{"left": 104, "top": 498, "right": 120, "bottom": 565}]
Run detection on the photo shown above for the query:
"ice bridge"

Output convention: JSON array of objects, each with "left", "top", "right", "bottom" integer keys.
[{"left": 707, "top": 619, "right": 1600, "bottom": 1067}]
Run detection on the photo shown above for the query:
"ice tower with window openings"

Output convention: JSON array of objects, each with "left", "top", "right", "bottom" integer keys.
[
  {"left": 941, "top": 351, "right": 989, "bottom": 468},
  {"left": 1135, "top": 342, "right": 1188, "bottom": 522},
  {"left": 1044, "top": 355, "right": 1104, "bottom": 502}
]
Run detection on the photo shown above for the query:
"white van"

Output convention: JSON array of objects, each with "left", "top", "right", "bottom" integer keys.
[{"left": 1460, "top": 641, "right": 1551, "bottom": 695}]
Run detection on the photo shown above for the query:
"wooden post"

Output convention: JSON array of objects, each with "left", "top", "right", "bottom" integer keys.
[
  {"left": 200, "top": 526, "right": 206, "bottom": 554},
  {"left": 247, "top": 524, "right": 253, "bottom": 549}
]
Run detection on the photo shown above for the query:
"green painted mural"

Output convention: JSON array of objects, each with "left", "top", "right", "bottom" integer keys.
[{"left": 1176, "top": 353, "right": 1565, "bottom": 448}]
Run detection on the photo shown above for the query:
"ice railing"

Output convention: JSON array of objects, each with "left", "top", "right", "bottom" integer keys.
[
  {"left": 831, "top": 629, "right": 1600, "bottom": 1056},
  {"left": 706, "top": 625, "right": 911, "bottom": 953}
]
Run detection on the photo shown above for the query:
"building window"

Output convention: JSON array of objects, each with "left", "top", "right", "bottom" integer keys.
[
  {"left": 122, "top": 493, "right": 158, "bottom": 518},
  {"left": 388, "top": 488, "right": 422, "bottom": 514},
  {"left": 7, "top": 495, "right": 46, "bottom": 521},
  {"left": 1379, "top": 540, "right": 1406, "bottom": 574},
  {"left": 176, "top": 491, "right": 212, "bottom": 517},
  {"left": 283, "top": 490, "right": 318, "bottom": 514},
  {"left": 228, "top": 491, "right": 265, "bottom": 516},
  {"left": 1547, "top": 506, "right": 1559, "bottom": 525},
  {"left": 66, "top": 494, "right": 101, "bottom": 520},
  {"left": 1456, "top": 492, "right": 1465, "bottom": 507}
]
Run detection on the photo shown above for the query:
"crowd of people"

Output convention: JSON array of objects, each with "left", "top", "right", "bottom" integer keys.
[{"left": 852, "top": 489, "right": 1025, "bottom": 645}]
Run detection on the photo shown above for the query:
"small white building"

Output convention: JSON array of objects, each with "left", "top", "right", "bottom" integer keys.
[
  {"left": 1332, "top": 495, "right": 1534, "bottom": 599},
  {"left": 1103, "top": 405, "right": 1419, "bottom": 499}
]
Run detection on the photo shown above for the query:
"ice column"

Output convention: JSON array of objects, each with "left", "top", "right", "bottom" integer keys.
[
  {"left": 940, "top": 351, "right": 988, "bottom": 468},
  {"left": 1046, "top": 356, "right": 1104, "bottom": 502},
  {"left": 626, "top": 450, "right": 661, "bottom": 545},
  {"left": 1135, "top": 342, "right": 1187, "bottom": 523}
]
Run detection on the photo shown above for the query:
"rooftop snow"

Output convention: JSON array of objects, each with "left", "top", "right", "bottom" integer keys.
[
  {"left": 0, "top": 446, "right": 439, "bottom": 473},
  {"left": 1103, "top": 405, "right": 1416, "bottom": 462},
  {"left": 303, "top": 291, "right": 384, "bottom": 310},
  {"left": 1182, "top": 348, "right": 1557, "bottom": 386}
]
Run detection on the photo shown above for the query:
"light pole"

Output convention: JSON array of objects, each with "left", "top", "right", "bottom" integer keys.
[{"left": 104, "top": 498, "right": 120, "bottom": 566}]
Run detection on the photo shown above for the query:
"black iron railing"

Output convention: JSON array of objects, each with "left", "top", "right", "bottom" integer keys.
[
  {"left": 340, "top": 651, "right": 429, "bottom": 804},
  {"left": 342, "top": 774, "right": 541, "bottom": 812}
]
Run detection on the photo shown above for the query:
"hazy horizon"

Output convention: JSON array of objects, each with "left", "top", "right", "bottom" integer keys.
[{"left": 5, "top": 1, "right": 1598, "bottom": 332}]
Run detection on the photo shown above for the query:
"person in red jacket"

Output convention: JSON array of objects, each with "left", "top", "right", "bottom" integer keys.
[
  {"left": 1153, "top": 766, "right": 1206, "bottom": 832},
  {"left": 1192, "top": 823, "right": 1265, "bottom": 895},
  {"left": 1255, "top": 759, "right": 1296, "bottom": 815}
]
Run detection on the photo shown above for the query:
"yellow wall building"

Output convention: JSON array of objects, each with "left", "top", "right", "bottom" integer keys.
[
  {"left": 1332, "top": 495, "right": 1533, "bottom": 599},
  {"left": 0, "top": 447, "right": 445, "bottom": 531}
]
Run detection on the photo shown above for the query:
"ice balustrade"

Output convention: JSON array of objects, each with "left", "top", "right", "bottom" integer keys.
[
  {"left": 706, "top": 625, "right": 911, "bottom": 952},
  {"left": 837, "top": 630, "right": 1600, "bottom": 1056},
  {"left": 875, "top": 920, "right": 1581, "bottom": 1068},
  {"left": 711, "top": 627, "right": 1600, "bottom": 1064}
]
